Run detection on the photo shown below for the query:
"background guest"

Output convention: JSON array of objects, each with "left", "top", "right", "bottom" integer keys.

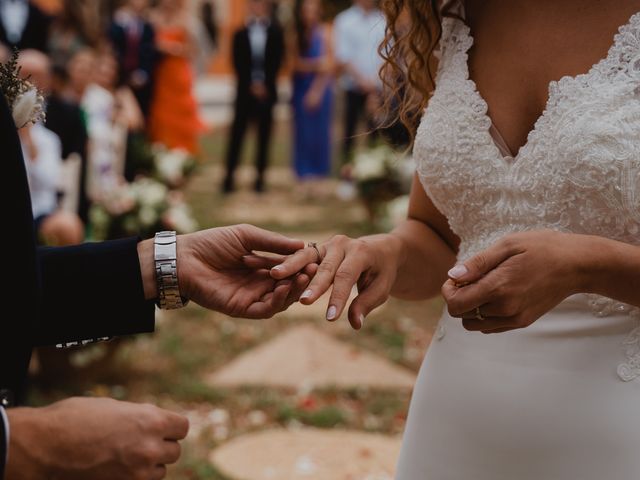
[
  {"left": 48, "top": 0, "right": 101, "bottom": 68},
  {"left": 0, "top": 0, "right": 51, "bottom": 53},
  {"left": 222, "top": 0, "right": 285, "bottom": 194},
  {"left": 108, "top": 0, "right": 156, "bottom": 118},
  {"left": 334, "top": 0, "right": 385, "bottom": 164},
  {"left": 148, "top": 0, "right": 203, "bottom": 154},
  {"left": 45, "top": 63, "right": 91, "bottom": 223},
  {"left": 17, "top": 49, "right": 91, "bottom": 228},
  {"left": 83, "top": 47, "right": 144, "bottom": 198},
  {"left": 291, "top": 0, "right": 334, "bottom": 195}
]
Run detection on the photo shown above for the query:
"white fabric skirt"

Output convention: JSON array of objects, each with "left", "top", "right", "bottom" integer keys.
[{"left": 396, "top": 296, "right": 640, "bottom": 480}]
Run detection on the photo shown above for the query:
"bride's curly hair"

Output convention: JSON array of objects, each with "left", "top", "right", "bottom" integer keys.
[{"left": 379, "top": 0, "right": 460, "bottom": 142}]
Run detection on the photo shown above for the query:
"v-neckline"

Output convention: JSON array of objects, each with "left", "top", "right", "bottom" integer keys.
[{"left": 456, "top": 11, "right": 639, "bottom": 164}]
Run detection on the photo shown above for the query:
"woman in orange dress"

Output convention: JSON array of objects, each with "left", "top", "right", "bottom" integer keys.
[{"left": 148, "top": 0, "right": 204, "bottom": 153}]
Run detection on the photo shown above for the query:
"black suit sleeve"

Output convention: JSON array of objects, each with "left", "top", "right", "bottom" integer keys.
[
  {"left": 273, "top": 27, "right": 285, "bottom": 74},
  {"left": 33, "top": 238, "right": 156, "bottom": 347}
]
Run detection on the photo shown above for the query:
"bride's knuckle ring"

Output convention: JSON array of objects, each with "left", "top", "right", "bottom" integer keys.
[{"left": 475, "top": 306, "right": 485, "bottom": 321}]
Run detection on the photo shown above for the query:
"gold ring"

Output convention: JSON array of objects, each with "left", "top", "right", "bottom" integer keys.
[
  {"left": 308, "top": 242, "right": 321, "bottom": 263},
  {"left": 475, "top": 307, "right": 484, "bottom": 321}
]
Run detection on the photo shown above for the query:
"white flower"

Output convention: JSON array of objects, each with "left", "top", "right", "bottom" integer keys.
[
  {"left": 352, "top": 146, "right": 395, "bottom": 182},
  {"left": 132, "top": 178, "right": 168, "bottom": 207},
  {"left": 163, "top": 202, "right": 198, "bottom": 233},
  {"left": 12, "top": 88, "right": 44, "bottom": 128},
  {"left": 138, "top": 206, "right": 158, "bottom": 228}
]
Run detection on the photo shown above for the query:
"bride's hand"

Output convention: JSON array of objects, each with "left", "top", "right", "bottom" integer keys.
[
  {"left": 441, "top": 230, "right": 585, "bottom": 333},
  {"left": 266, "top": 234, "right": 402, "bottom": 329}
]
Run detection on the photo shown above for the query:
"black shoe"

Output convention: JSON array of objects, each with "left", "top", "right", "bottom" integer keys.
[
  {"left": 254, "top": 178, "right": 265, "bottom": 193},
  {"left": 222, "top": 178, "right": 235, "bottom": 194}
]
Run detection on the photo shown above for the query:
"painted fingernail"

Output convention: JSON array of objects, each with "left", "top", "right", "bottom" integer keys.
[
  {"left": 359, "top": 314, "right": 365, "bottom": 329},
  {"left": 326, "top": 305, "right": 337, "bottom": 320},
  {"left": 271, "top": 265, "right": 283, "bottom": 271},
  {"left": 448, "top": 264, "right": 468, "bottom": 279},
  {"left": 301, "top": 289, "right": 313, "bottom": 299}
]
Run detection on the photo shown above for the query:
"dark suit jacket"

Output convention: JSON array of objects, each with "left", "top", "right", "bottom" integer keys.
[
  {"left": 1, "top": 95, "right": 155, "bottom": 474},
  {"left": 107, "top": 19, "right": 156, "bottom": 87},
  {"left": 0, "top": 2, "right": 51, "bottom": 53},
  {"left": 231, "top": 22, "right": 285, "bottom": 104}
]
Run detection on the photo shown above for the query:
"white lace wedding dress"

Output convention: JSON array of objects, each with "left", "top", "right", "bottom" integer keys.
[{"left": 396, "top": 10, "right": 640, "bottom": 480}]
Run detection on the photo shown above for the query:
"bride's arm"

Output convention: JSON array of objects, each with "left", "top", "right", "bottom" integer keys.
[
  {"left": 574, "top": 235, "right": 640, "bottom": 308},
  {"left": 381, "top": 174, "right": 459, "bottom": 300},
  {"left": 271, "top": 173, "right": 458, "bottom": 328}
]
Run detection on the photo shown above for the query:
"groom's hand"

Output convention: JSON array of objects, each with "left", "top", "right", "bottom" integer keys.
[
  {"left": 140, "top": 224, "right": 313, "bottom": 318},
  {"left": 6, "top": 397, "right": 189, "bottom": 480}
]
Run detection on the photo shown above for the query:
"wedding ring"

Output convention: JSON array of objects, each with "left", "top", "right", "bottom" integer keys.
[
  {"left": 475, "top": 306, "right": 485, "bottom": 321},
  {"left": 308, "top": 242, "right": 322, "bottom": 263}
]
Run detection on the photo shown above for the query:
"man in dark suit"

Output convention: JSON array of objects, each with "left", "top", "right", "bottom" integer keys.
[
  {"left": 108, "top": 0, "right": 156, "bottom": 118},
  {"left": 222, "top": 0, "right": 285, "bottom": 194},
  {"left": 0, "top": 87, "right": 313, "bottom": 478},
  {"left": 0, "top": 0, "right": 51, "bottom": 53}
]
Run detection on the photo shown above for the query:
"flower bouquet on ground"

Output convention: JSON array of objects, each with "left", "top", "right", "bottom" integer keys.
[
  {"left": 90, "top": 176, "right": 198, "bottom": 240},
  {"left": 350, "top": 146, "right": 413, "bottom": 222}
]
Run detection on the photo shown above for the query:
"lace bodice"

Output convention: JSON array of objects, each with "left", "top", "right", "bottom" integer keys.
[{"left": 414, "top": 13, "right": 640, "bottom": 380}]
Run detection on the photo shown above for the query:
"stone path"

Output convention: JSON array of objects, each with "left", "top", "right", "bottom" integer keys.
[
  {"left": 210, "top": 428, "right": 401, "bottom": 480},
  {"left": 206, "top": 324, "right": 416, "bottom": 391}
]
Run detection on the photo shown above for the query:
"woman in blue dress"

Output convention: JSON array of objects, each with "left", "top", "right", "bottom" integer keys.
[{"left": 292, "top": 0, "right": 334, "bottom": 184}]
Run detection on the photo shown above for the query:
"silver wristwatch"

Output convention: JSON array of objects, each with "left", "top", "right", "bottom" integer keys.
[{"left": 154, "top": 231, "right": 188, "bottom": 310}]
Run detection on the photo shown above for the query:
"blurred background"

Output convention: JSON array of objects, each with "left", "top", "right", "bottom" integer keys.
[{"left": 2, "top": 0, "right": 441, "bottom": 478}]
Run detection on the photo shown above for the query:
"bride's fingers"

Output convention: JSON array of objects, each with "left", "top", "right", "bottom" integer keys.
[
  {"left": 442, "top": 278, "right": 494, "bottom": 318},
  {"left": 461, "top": 317, "right": 519, "bottom": 332},
  {"left": 243, "top": 253, "right": 285, "bottom": 270},
  {"left": 299, "top": 246, "right": 346, "bottom": 306},
  {"left": 325, "top": 255, "right": 366, "bottom": 321},
  {"left": 271, "top": 246, "right": 323, "bottom": 280},
  {"left": 347, "top": 281, "right": 390, "bottom": 330}
]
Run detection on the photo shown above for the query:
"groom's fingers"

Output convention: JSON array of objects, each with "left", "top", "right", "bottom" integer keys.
[
  {"left": 246, "top": 283, "right": 292, "bottom": 318},
  {"left": 242, "top": 253, "right": 285, "bottom": 270},
  {"left": 240, "top": 225, "right": 305, "bottom": 255}
]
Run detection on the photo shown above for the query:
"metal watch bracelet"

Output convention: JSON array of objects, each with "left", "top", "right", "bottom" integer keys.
[{"left": 154, "top": 231, "right": 188, "bottom": 310}]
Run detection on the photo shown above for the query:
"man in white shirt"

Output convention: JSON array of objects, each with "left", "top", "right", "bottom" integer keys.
[
  {"left": 19, "top": 122, "right": 84, "bottom": 246},
  {"left": 334, "top": 0, "right": 386, "bottom": 163}
]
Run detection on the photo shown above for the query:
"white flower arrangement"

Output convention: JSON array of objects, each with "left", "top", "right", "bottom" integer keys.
[
  {"left": 90, "top": 176, "right": 198, "bottom": 240},
  {"left": 1, "top": 49, "right": 45, "bottom": 128},
  {"left": 152, "top": 144, "right": 196, "bottom": 188}
]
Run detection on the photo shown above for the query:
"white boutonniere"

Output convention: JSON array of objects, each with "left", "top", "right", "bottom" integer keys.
[{"left": 0, "top": 49, "right": 45, "bottom": 129}]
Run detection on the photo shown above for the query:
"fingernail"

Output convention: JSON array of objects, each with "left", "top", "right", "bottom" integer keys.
[
  {"left": 326, "top": 305, "right": 337, "bottom": 320},
  {"left": 359, "top": 314, "right": 365, "bottom": 329},
  {"left": 271, "top": 265, "right": 283, "bottom": 271},
  {"left": 448, "top": 264, "right": 468, "bottom": 279},
  {"left": 301, "top": 289, "right": 313, "bottom": 299}
]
